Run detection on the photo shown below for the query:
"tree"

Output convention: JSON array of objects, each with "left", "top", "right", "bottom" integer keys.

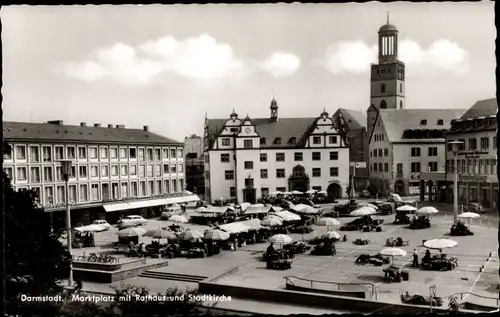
[{"left": 4, "top": 141, "right": 71, "bottom": 312}]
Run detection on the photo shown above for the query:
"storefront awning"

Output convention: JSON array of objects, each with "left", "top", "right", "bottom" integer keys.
[{"left": 103, "top": 195, "right": 200, "bottom": 212}]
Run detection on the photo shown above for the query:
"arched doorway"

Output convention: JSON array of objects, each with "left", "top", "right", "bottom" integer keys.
[
  {"left": 327, "top": 182, "right": 342, "bottom": 200},
  {"left": 395, "top": 180, "right": 405, "bottom": 196},
  {"left": 288, "top": 165, "right": 310, "bottom": 193}
]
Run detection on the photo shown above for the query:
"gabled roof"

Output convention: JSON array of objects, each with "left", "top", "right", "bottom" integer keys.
[
  {"left": 459, "top": 98, "right": 497, "bottom": 120},
  {"left": 3, "top": 121, "right": 181, "bottom": 145},
  {"left": 377, "top": 109, "right": 467, "bottom": 143},
  {"left": 206, "top": 117, "right": 318, "bottom": 148},
  {"left": 336, "top": 108, "right": 366, "bottom": 131}
]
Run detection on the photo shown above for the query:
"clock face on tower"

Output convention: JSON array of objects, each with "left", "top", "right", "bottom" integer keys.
[{"left": 245, "top": 127, "right": 251, "bottom": 133}]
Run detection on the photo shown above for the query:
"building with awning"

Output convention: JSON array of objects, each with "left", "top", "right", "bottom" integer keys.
[{"left": 103, "top": 194, "right": 200, "bottom": 212}]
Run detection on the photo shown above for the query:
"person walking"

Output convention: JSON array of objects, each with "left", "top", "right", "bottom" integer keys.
[
  {"left": 412, "top": 249, "right": 419, "bottom": 267},
  {"left": 140, "top": 243, "right": 146, "bottom": 258}
]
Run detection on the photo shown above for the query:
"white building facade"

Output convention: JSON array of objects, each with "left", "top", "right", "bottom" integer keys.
[{"left": 203, "top": 102, "right": 350, "bottom": 204}]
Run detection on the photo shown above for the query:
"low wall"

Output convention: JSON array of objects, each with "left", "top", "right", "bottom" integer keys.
[
  {"left": 462, "top": 301, "right": 498, "bottom": 312},
  {"left": 74, "top": 260, "right": 168, "bottom": 283},
  {"left": 285, "top": 283, "right": 366, "bottom": 299},
  {"left": 198, "top": 281, "right": 456, "bottom": 314}
]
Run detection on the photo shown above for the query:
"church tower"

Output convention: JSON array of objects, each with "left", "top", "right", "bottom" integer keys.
[
  {"left": 367, "top": 14, "right": 406, "bottom": 136},
  {"left": 270, "top": 98, "right": 279, "bottom": 122}
]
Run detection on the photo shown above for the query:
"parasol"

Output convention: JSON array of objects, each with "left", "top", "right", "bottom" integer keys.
[
  {"left": 177, "top": 229, "right": 204, "bottom": 241},
  {"left": 291, "top": 190, "right": 303, "bottom": 195},
  {"left": 144, "top": 228, "right": 177, "bottom": 240},
  {"left": 317, "top": 217, "right": 341, "bottom": 227},
  {"left": 322, "top": 231, "right": 341, "bottom": 240},
  {"left": 117, "top": 227, "right": 146, "bottom": 238},
  {"left": 458, "top": 211, "right": 480, "bottom": 229},
  {"left": 261, "top": 217, "right": 283, "bottom": 227},
  {"left": 350, "top": 207, "right": 377, "bottom": 217},
  {"left": 397, "top": 205, "right": 417, "bottom": 212},
  {"left": 203, "top": 229, "right": 230, "bottom": 241},
  {"left": 306, "top": 189, "right": 317, "bottom": 194},
  {"left": 292, "top": 204, "right": 319, "bottom": 214},
  {"left": 359, "top": 202, "right": 378, "bottom": 210},
  {"left": 379, "top": 247, "right": 407, "bottom": 264},
  {"left": 424, "top": 238, "right": 457, "bottom": 250},
  {"left": 416, "top": 207, "right": 439, "bottom": 215},
  {"left": 274, "top": 211, "right": 301, "bottom": 222},
  {"left": 169, "top": 215, "right": 189, "bottom": 223},
  {"left": 195, "top": 206, "right": 208, "bottom": 213},
  {"left": 269, "top": 234, "right": 293, "bottom": 244}
]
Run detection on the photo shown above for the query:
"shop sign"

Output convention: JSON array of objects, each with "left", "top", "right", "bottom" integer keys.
[{"left": 459, "top": 175, "right": 487, "bottom": 182}]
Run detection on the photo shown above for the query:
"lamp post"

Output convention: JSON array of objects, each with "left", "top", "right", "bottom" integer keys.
[
  {"left": 60, "top": 159, "right": 74, "bottom": 286},
  {"left": 448, "top": 141, "right": 464, "bottom": 224}
]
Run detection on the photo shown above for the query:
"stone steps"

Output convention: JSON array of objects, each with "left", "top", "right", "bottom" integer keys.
[{"left": 139, "top": 270, "right": 207, "bottom": 282}]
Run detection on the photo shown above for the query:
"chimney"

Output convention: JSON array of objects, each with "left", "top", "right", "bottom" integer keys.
[
  {"left": 143, "top": 126, "right": 149, "bottom": 132},
  {"left": 94, "top": 123, "right": 101, "bottom": 128},
  {"left": 47, "top": 120, "right": 64, "bottom": 125},
  {"left": 108, "top": 124, "right": 113, "bottom": 128},
  {"left": 80, "top": 122, "right": 87, "bottom": 127},
  {"left": 116, "top": 125, "right": 125, "bottom": 129}
]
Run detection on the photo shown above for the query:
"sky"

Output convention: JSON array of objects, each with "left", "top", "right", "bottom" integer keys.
[{"left": 2, "top": 2, "right": 496, "bottom": 142}]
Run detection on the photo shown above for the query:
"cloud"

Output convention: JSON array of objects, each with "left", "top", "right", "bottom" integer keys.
[
  {"left": 58, "top": 35, "right": 301, "bottom": 85},
  {"left": 320, "top": 38, "right": 469, "bottom": 75},
  {"left": 259, "top": 52, "right": 301, "bottom": 78}
]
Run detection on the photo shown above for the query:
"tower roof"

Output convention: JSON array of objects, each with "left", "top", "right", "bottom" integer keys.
[{"left": 379, "top": 23, "right": 398, "bottom": 33}]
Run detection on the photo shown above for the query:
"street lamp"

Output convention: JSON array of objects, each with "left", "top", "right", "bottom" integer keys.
[
  {"left": 59, "top": 159, "right": 74, "bottom": 286},
  {"left": 448, "top": 141, "right": 464, "bottom": 224}
]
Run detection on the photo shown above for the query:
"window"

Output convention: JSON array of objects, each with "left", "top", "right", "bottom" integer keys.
[
  {"left": 313, "top": 136, "right": 321, "bottom": 144},
  {"left": 56, "top": 185, "right": 65, "bottom": 204},
  {"left": 276, "top": 153, "right": 285, "bottom": 162},
  {"left": 17, "top": 167, "right": 27, "bottom": 181},
  {"left": 121, "top": 165, "right": 128, "bottom": 176},
  {"left": 260, "top": 169, "right": 268, "bottom": 179},
  {"left": 244, "top": 140, "right": 253, "bottom": 148},
  {"left": 129, "top": 148, "right": 137, "bottom": 159},
  {"left": 100, "top": 147, "right": 109, "bottom": 160},
  {"left": 312, "top": 152, "right": 321, "bottom": 161},
  {"left": 225, "top": 170, "right": 234, "bottom": 180},
  {"left": 67, "top": 185, "right": 76, "bottom": 203},
  {"left": 397, "top": 163, "right": 403, "bottom": 175},
  {"left": 230, "top": 127, "right": 239, "bottom": 133},
  {"left": 131, "top": 182, "right": 138, "bottom": 197},
  {"left": 138, "top": 148, "right": 145, "bottom": 161},
  {"left": 428, "top": 162, "right": 438, "bottom": 172},
  {"left": 276, "top": 169, "right": 285, "bottom": 178},
  {"left": 276, "top": 187, "right": 286, "bottom": 192},
  {"left": 109, "top": 148, "right": 117, "bottom": 160},
  {"left": 89, "top": 147, "right": 98, "bottom": 159},
  {"left": 437, "top": 119, "right": 444, "bottom": 125},
  {"left": 261, "top": 188, "right": 269, "bottom": 197},
  {"left": 374, "top": 149, "right": 378, "bottom": 157},
  {"left": 119, "top": 147, "right": 127, "bottom": 160},
  {"left": 244, "top": 178, "right": 254, "bottom": 187},
  {"left": 148, "top": 181, "right": 154, "bottom": 195},
  {"left": 381, "top": 83, "right": 386, "bottom": 93},
  {"left": 260, "top": 138, "right": 266, "bottom": 145},
  {"left": 294, "top": 152, "right": 303, "bottom": 161},
  {"left": 101, "top": 165, "right": 109, "bottom": 177},
  {"left": 170, "top": 164, "right": 177, "bottom": 173},
  {"left": 44, "top": 186, "right": 54, "bottom": 205},
  {"left": 221, "top": 154, "right": 230, "bottom": 163},
  {"left": 120, "top": 182, "right": 128, "bottom": 198},
  {"left": 274, "top": 138, "right": 282, "bottom": 145},
  {"left": 312, "top": 186, "right": 322, "bottom": 191},
  {"left": 420, "top": 120, "right": 427, "bottom": 125},
  {"left": 170, "top": 149, "right": 176, "bottom": 158},
  {"left": 147, "top": 165, "right": 153, "bottom": 177},
  {"left": 30, "top": 167, "right": 40, "bottom": 183},
  {"left": 312, "top": 168, "right": 321, "bottom": 177},
  {"left": 469, "top": 138, "right": 477, "bottom": 151},
  {"left": 54, "top": 146, "right": 64, "bottom": 160},
  {"left": 16, "top": 145, "right": 27, "bottom": 160},
  {"left": 222, "top": 138, "right": 230, "bottom": 146},
  {"left": 479, "top": 159, "right": 484, "bottom": 174},
  {"left": 4, "top": 167, "right": 13, "bottom": 180},
  {"left": 229, "top": 187, "right": 236, "bottom": 197},
  {"left": 373, "top": 163, "right": 377, "bottom": 172},
  {"left": 458, "top": 139, "right": 466, "bottom": 151},
  {"left": 399, "top": 83, "right": 402, "bottom": 93},
  {"left": 130, "top": 165, "right": 137, "bottom": 176},
  {"left": 29, "top": 146, "right": 40, "bottom": 163},
  {"left": 329, "top": 136, "right": 337, "bottom": 144},
  {"left": 378, "top": 149, "right": 382, "bottom": 157},
  {"left": 66, "top": 146, "right": 75, "bottom": 160},
  {"left": 384, "top": 163, "right": 389, "bottom": 172},
  {"left": 411, "top": 162, "right": 421, "bottom": 173},
  {"left": 244, "top": 161, "right": 254, "bottom": 169},
  {"left": 494, "top": 137, "right": 497, "bottom": 150},
  {"left": 79, "top": 166, "right": 87, "bottom": 178},
  {"left": 147, "top": 149, "right": 153, "bottom": 161},
  {"left": 154, "top": 149, "right": 161, "bottom": 161},
  {"left": 204, "top": 154, "right": 209, "bottom": 163},
  {"left": 4, "top": 147, "right": 12, "bottom": 160},
  {"left": 110, "top": 165, "right": 118, "bottom": 177},
  {"left": 384, "top": 149, "right": 389, "bottom": 157},
  {"left": 178, "top": 149, "right": 185, "bottom": 159},
  {"left": 380, "top": 100, "right": 387, "bottom": 109},
  {"left": 155, "top": 180, "right": 161, "bottom": 194},
  {"left": 329, "top": 151, "right": 338, "bottom": 160},
  {"left": 77, "top": 147, "right": 87, "bottom": 160},
  {"left": 90, "top": 184, "right": 99, "bottom": 201},
  {"left": 480, "top": 137, "right": 489, "bottom": 150},
  {"left": 411, "top": 147, "right": 421, "bottom": 157},
  {"left": 260, "top": 153, "right": 267, "bottom": 162},
  {"left": 162, "top": 148, "right": 169, "bottom": 160},
  {"left": 330, "top": 167, "right": 338, "bottom": 177},
  {"left": 139, "top": 181, "right": 147, "bottom": 196},
  {"left": 155, "top": 164, "right": 161, "bottom": 176},
  {"left": 492, "top": 159, "right": 497, "bottom": 174},
  {"left": 42, "top": 146, "right": 52, "bottom": 162},
  {"left": 379, "top": 163, "right": 383, "bottom": 172},
  {"left": 163, "top": 164, "right": 170, "bottom": 174},
  {"left": 428, "top": 147, "right": 438, "bottom": 156},
  {"left": 90, "top": 165, "right": 98, "bottom": 178},
  {"left": 289, "top": 137, "right": 296, "bottom": 145},
  {"left": 139, "top": 165, "right": 146, "bottom": 177}
]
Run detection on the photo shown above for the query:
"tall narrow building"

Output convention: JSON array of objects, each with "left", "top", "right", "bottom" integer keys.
[{"left": 367, "top": 15, "right": 406, "bottom": 137}]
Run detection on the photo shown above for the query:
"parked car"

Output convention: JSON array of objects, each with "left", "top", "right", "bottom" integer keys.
[
  {"left": 468, "top": 203, "right": 484, "bottom": 213},
  {"left": 118, "top": 215, "right": 147, "bottom": 228},
  {"left": 93, "top": 219, "right": 111, "bottom": 231}
]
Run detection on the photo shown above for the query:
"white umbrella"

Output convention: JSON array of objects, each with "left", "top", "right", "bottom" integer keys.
[
  {"left": 269, "top": 206, "right": 283, "bottom": 213},
  {"left": 389, "top": 193, "right": 402, "bottom": 202},
  {"left": 417, "top": 206, "right": 439, "bottom": 215},
  {"left": 322, "top": 231, "right": 341, "bottom": 240},
  {"left": 379, "top": 247, "right": 407, "bottom": 264},
  {"left": 317, "top": 217, "right": 341, "bottom": 227},
  {"left": 239, "top": 202, "right": 251, "bottom": 212},
  {"left": 350, "top": 207, "right": 377, "bottom": 216},
  {"left": 291, "top": 190, "right": 303, "bottom": 195},
  {"left": 397, "top": 205, "right": 417, "bottom": 212},
  {"left": 318, "top": 190, "right": 327, "bottom": 195},
  {"left": 245, "top": 204, "right": 269, "bottom": 215},
  {"left": 306, "top": 189, "right": 317, "bottom": 194},
  {"left": 144, "top": 228, "right": 177, "bottom": 240},
  {"left": 263, "top": 214, "right": 283, "bottom": 221},
  {"left": 117, "top": 227, "right": 146, "bottom": 237},
  {"left": 424, "top": 238, "right": 458, "bottom": 250},
  {"left": 458, "top": 212, "right": 480, "bottom": 229},
  {"left": 178, "top": 229, "right": 204, "bottom": 241},
  {"left": 169, "top": 214, "right": 189, "bottom": 223},
  {"left": 292, "top": 204, "right": 319, "bottom": 214},
  {"left": 203, "top": 229, "right": 230, "bottom": 241},
  {"left": 274, "top": 211, "right": 301, "bottom": 222},
  {"left": 269, "top": 234, "right": 292, "bottom": 244},
  {"left": 195, "top": 206, "right": 208, "bottom": 213},
  {"left": 283, "top": 191, "right": 292, "bottom": 195},
  {"left": 359, "top": 202, "right": 378, "bottom": 210},
  {"left": 261, "top": 217, "right": 283, "bottom": 227},
  {"left": 269, "top": 191, "right": 283, "bottom": 196}
]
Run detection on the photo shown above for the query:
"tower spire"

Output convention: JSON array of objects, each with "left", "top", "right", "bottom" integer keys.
[{"left": 386, "top": 9, "right": 390, "bottom": 24}]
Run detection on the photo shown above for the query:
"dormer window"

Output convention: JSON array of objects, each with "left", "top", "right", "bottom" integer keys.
[
  {"left": 437, "top": 119, "right": 444, "bottom": 125},
  {"left": 260, "top": 138, "right": 266, "bottom": 145},
  {"left": 274, "top": 138, "right": 282, "bottom": 145},
  {"left": 289, "top": 137, "right": 297, "bottom": 145},
  {"left": 420, "top": 120, "right": 427, "bottom": 126}
]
